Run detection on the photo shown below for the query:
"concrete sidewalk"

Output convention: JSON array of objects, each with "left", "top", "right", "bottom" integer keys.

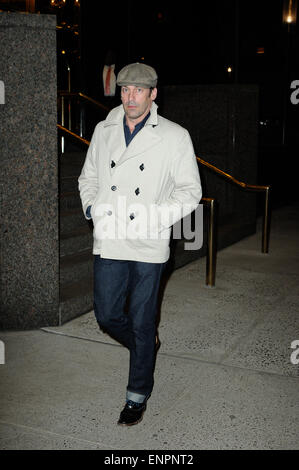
[{"left": 0, "top": 203, "right": 298, "bottom": 450}]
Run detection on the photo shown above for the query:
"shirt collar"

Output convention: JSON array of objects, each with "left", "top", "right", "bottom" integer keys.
[{"left": 123, "top": 111, "right": 151, "bottom": 133}]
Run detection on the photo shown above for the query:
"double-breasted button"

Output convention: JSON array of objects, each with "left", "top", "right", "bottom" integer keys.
[
  {"left": 129, "top": 213, "right": 135, "bottom": 220},
  {"left": 111, "top": 185, "right": 117, "bottom": 191},
  {"left": 107, "top": 210, "right": 112, "bottom": 216},
  {"left": 135, "top": 187, "right": 140, "bottom": 195},
  {"left": 111, "top": 160, "right": 116, "bottom": 168},
  {"left": 139, "top": 163, "right": 144, "bottom": 171}
]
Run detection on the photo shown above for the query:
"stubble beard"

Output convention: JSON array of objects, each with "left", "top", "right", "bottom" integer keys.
[
  {"left": 124, "top": 103, "right": 145, "bottom": 121},
  {"left": 123, "top": 99, "right": 151, "bottom": 123}
]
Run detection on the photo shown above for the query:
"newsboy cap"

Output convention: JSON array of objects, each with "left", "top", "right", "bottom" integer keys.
[{"left": 116, "top": 62, "right": 158, "bottom": 88}]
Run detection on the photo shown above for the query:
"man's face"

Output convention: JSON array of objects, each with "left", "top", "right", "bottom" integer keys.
[{"left": 121, "top": 85, "right": 157, "bottom": 123}]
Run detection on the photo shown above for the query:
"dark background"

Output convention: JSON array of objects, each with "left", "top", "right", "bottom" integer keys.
[{"left": 1, "top": 0, "right": 299, "bottom": 205}]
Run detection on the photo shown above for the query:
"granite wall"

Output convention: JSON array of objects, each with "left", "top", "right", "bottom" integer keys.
[{"left": 0, "top": 12, "right": 59, "bottom": 329}]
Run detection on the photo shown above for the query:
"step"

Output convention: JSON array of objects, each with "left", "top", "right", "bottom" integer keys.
[
  {"left": 60, "top": 161, "right": 84, "bottom": 178},
  {"left": 60, "top": 152, "right": 86, "bottom": 178},
  {"left": 61, "top": 151, "right": 87, "bottom": 164},
  {"left": 60, "top": 175, "right": 79, "bottom": 193},
  {"left": 60, "top": 207, "right": 88, "bottom": 234},
  {"left": 63, "top": 141, "right": 89, "bottom": 154},
  {"left": 59, "top": 276, "right": 93, "bottom": 324},
  {"left": 60, "top": 249, "right": 93, "bottom": 285},
  {"left": 60, "top": 225, "right": 93, "bottom": 256},
  {"left": 59, "top": 190, "right": 82, "bottom": 211}
]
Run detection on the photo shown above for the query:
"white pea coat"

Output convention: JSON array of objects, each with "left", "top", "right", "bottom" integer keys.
[{"left": 78, "top": 101, "right": 202, "bottom": 263}]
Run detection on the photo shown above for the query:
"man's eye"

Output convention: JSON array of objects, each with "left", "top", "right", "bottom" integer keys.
[{"left": 137, "top": 88, "right": 143, "bottom": 93}]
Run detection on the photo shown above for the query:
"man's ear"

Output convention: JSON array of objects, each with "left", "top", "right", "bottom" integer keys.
[{"left": 151, "top": 87, "right": 157, "bottom": 101}]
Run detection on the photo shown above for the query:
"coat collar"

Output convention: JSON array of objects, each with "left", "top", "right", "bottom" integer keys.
[
  {"left": 103, "top": 101, "right": 159, "bottom": 127},
  {"left": 103, "top": 102, "right": 162, "bottom": 170}
]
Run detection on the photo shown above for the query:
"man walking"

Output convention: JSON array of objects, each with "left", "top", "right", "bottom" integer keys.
[{"left": 78, "top": 62, "right": 202, "bottom": 426}]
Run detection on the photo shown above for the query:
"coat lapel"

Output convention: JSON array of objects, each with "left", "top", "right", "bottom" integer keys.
[
  {"left": 117, "top": 125, "right": 162, "bottom": 166},
  {"left": 103, "top": 124, "right": 126, "bottom": 176}
]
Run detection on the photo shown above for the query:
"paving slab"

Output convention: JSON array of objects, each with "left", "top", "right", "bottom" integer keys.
[
  {"left": 0, "top": 330, "right": 217, "bottom": 450},
  {"left": 0, "top": 422, "right": 104, "bottom": 450},
  {"left": 0, "top": 330, "right": 298, "bottom": 450},
  {"left": 140, "top": 361, "right": 299, "bottom": 450},
  {"left": 0, "top": 203, "right": 298, "bottom": 449},
  {"left": 221, "top": 298, "right": 299, "bottom": 377}
]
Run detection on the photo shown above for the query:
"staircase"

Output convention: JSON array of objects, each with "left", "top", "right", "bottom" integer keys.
[{"left": 59, "top": 146, "right": 94, "bottom": 324}]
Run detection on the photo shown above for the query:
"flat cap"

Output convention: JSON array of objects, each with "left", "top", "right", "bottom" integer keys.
[{"left": 116, "top": 62, "right": 158, "bottom": 88}]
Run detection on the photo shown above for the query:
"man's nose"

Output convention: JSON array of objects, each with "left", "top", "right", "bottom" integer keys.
[{"left": 128, "top": 91, "right": 135, "bottom": 100}]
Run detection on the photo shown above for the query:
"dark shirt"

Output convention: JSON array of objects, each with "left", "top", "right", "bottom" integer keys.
[
  {"left": 123, "top": 112, "right": 150, "bottom": 147},
  {"left": 86, "top": 205, "right": 92, "bottom": 219}
]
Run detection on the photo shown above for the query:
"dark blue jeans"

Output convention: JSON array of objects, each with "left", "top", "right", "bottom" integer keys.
[{"left": 93, "top": 255, "right": 166, "bottom": 404}]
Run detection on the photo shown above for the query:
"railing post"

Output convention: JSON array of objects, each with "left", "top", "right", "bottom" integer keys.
[
  {"left": 206, "top": 198, "right": 217, "bottom": 287},
  {"left": 262, "top": 186, "right": 270, "bottom": 253},
  {"left": 61, "top": 95, "right": 65, "bottom": 154},
  {"left": 79, "top": 103, "right": 86, "bottom": 138},
  {"left": 67, "top": 65, "right": 71, "bottom": 131}
]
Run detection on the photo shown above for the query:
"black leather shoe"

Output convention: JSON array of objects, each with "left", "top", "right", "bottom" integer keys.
[{"left": 117, "top": 401, "right": 146, "bottom": 426}]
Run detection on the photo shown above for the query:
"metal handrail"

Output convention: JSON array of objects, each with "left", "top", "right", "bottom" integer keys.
[
  {"left": 201, "top": 197, "right": 217, "bottom": 286},
  {"left": 57, "top": 124, "right": 218, "bottom": 286},
  {"left": 196, "top": 156, "right": 269, "bottom": 192},
  {"left": 196, "top": 156, "right": 271, "bottom": 254},
  {"left": 58, "top": 91, "right": 110, "bottom": 112},
  {"left": 57, "top": 124, "right": 90, "bottom": 146},
  {"left": 58, "top": 91, "right": 110, "bottom": 147}
]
